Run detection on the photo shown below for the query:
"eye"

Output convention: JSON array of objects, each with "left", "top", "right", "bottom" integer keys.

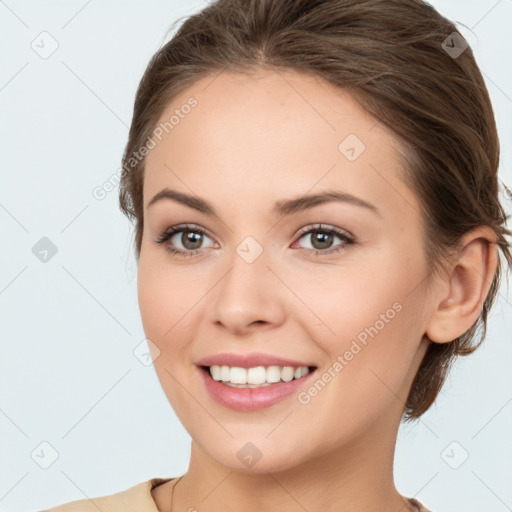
[
  {"left": 155, "top": 223, "right": 354, "bottom": 258},
  {"left": 155, "top": 224, "right": 216, "bottom": 257},
  {"left": 292, "top": 224, "right": 354, "bottom": 255}
]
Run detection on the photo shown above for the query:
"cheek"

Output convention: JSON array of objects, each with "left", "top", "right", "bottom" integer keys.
[
  {"left": 137, "top": 261, "right": 170, "bottom": 340},
  {"left": 293, "top": 287, "right": 422, "bottom": 444},
  {"left": 290, "top": 246, "right": 425, "bottom": 383},
  {"left": 137, "top": 252, "right": 212, "bottom": 369},
  {"left": 137, "top": 258, "right": 198, "bottom": 405},
  {"left": 137, "top": 254, "right": 191, "bottom": 344}
]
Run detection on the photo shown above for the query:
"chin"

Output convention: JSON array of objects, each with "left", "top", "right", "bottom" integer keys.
[{"left": 195, "top": 435, "right": 311, "bottom": 475}]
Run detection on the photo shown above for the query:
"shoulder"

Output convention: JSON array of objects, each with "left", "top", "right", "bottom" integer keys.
[
  {"left": 409, "top": 497, "right": 434, "bottom": 512},
  {"left": 41, "top": 477, "right": 174, "bottom": 512}
]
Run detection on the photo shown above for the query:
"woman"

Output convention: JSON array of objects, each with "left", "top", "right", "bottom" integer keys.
[{"left": 44, "top": 0, "right": 511, "bottom": 510}]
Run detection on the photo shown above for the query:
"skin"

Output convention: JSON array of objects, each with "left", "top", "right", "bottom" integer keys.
[{"left": 137, "top": 69, "right": 498, "bottom": 512}]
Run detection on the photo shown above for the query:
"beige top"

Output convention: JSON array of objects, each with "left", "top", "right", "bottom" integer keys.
[{"left": 42, "top": 477, "right": 433, "bottom": 511}]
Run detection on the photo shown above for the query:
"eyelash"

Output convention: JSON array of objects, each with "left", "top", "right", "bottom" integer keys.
[{"left": 154, "top": 223, "right": 355, "bottom": 258}]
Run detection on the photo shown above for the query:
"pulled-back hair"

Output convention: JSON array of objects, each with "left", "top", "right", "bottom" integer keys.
[{"left": 119, "top": 0, "right": 511, "bottom": 420}]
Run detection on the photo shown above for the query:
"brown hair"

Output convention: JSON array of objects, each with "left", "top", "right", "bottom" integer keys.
[{"left": 118, "top": 0, "right": 511, "bottom": 420}]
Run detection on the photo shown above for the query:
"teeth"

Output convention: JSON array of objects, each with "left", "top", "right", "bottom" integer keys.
[
  {"left": 281, "top": 366, "right": 295, "bottom": 382},
  {"left": 266, "top": 366, "right": 281, "bottom": 383},
  {"left": 208, "top": 365, "right": 312, "bottom": 387},
  {"left": 230, "top": 366, "right": 247, "bottom": 384},
  {"left": 248, "top": 366, "right": 266, "bottom": 384}
]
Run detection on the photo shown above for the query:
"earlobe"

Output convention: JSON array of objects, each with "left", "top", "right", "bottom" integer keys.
[{"left": 425, "top": 227, "right": 498, "bottom": 344}]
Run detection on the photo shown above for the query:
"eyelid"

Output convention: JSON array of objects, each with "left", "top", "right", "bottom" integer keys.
[
  {"left": 294, "top": 223, "right": 354, "bottom": 240},
  {"left": 154, "top": 223, "right": 218, "bottom": 257},
  {"left": 155, "top": 223, "right": 215, "bottom": 243}
]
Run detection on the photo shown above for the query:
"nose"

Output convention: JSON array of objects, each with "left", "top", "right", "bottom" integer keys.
[{"left": 209, "top": 243, "right": 286, "bottom": 335}]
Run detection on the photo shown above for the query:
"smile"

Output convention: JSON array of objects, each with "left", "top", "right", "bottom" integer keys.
[
  {"left": 198, "top": 364, "right": 318, "bottom": 411},
  {"left": 207, "top": 364, "right": 313, "bottom": 387}
]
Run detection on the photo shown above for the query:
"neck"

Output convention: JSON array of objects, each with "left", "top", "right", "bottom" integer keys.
[{"left": 171, "top": 409, "right": 414, "bottom": 512}]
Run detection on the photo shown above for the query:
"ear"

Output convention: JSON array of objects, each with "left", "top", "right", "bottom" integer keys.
[{"left": 425, "top": 226, "right": 499, "bottom": 343}]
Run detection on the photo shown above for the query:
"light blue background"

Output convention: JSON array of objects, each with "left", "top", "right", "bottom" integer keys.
[{"left": 1, "top": 1, "right": 511, "bottom": 511}]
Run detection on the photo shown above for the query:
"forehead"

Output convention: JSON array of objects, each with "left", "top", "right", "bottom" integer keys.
[{"left": 143, "top": 69, "right": 418, "bottom": 220}]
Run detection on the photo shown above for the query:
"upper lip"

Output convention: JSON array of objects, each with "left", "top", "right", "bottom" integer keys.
[{"left": 196, "top": 352, "right": 316, "bottom": 369}]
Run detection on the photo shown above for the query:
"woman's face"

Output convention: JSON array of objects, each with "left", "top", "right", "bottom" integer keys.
[{"left": 138, "top": 69, "right": 434, "bottom": 472}]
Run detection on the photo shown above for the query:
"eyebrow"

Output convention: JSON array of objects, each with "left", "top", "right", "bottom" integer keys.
[{"left": 147, "top": 187, "right": 380, "bottom": 217}]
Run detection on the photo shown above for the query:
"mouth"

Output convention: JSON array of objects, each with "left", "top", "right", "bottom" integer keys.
[
  {"left": 195, "top": 353, "right": 319, "bottom": 410},
  {"left": 198, "top": 364, "right": 318, "bottom": 388},
  {"left": 197, "top": 363, "right": 319, "bottom": 411}
]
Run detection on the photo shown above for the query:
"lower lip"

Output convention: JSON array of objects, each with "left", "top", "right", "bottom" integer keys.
[{"left": 198, "top": 366, "right": 316, "bottom": 411}]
